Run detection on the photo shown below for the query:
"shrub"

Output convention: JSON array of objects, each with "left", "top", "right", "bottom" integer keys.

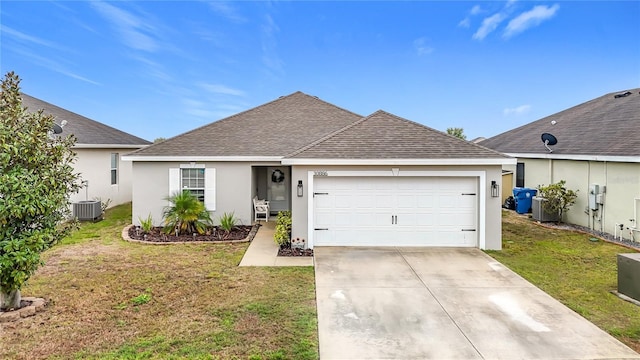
[
  {"left": 93, "top": 197, "right": 112, "bottom": 213},
  {"left": 536, "top": 180, "right": 578, "bottom": 222},
  {"left": 218, "top": 212, "right": 238, "bottom": 239},
  {"left": 138, "top": 214, "right": 154, "bottom": 234},
  {"left": 274, "top": 211, "right": 292, "bottom": 247},
  {"left": 162, "top": 190, "right": 212, "bottom": 235}
]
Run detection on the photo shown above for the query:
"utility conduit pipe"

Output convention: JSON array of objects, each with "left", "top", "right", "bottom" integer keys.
[{"left": 615, "top": 223, "right": 624, "bottom": 241}]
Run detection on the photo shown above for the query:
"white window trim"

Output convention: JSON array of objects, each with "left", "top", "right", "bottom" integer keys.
[
  {"left": 110, "top": 153, "right": 119, "bottom": 186},
  {"left": 169, "top": 165, "right": 216, "bottom": 211}
]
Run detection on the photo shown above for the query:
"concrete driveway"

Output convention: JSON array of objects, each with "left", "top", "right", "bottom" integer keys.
[{"left": 314, "top": 247, "right": 640, "bottom": 360}]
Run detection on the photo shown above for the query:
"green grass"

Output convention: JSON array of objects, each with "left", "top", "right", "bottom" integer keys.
[
  {"left": 486, "top": 210, "right": 640, "bottom": 352},
  {"left": 2, "top": 203, "right": 318, "bottom": 360},
  {"left": 62, "top": 203, "right": 132, "bottom": 245},
  {"left": 6, "top": 204, "right": 639, "bottom": 358}
]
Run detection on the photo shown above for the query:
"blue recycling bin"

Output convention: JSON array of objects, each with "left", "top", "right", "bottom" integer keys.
[{"left": 513, "top": 187, "right": 537, "bottom": 214}]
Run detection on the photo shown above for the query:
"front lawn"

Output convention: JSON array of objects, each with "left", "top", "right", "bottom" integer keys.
[
  {"left": 1, "top": 203, "right": 317, "bottom": 360},
  {"left": 4, "top": 204, "right": 638, "bottom": 358},
  {"left": 487, "top": 210, "right": 640, "bottom": 353}
]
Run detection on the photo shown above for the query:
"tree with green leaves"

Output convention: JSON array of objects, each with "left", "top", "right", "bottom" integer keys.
[
  {"left": 446, "top": 127, "right": 466, "bottom": 140},
  {"left": 537, "top": 180, "right": 578, "bottom": 223},
  {"left": 1, "top": 72, "right": 81, "bottom": 310}
]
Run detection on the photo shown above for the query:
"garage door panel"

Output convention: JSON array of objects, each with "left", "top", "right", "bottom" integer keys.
[
  {"left": 396, "top": 194, "right": 419, "bottom": 208},
  {"left": 374, "top": 195, "right": 393, "bottom": 208},
  {"left": 334, "top": 195, "right": 354, "bottom": 209},
  {"left": 315, "top": 194, "right": 334, "bottom": 208},
  {"left": 313, "top": 176, "right": 478, "bottom": 247}
]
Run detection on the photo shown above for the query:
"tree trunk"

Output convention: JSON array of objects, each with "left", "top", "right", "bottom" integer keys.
[{"left": 0, "top": 288, "right": 21, "bottom": 311}]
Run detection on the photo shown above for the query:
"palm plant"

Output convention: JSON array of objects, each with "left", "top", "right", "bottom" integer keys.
[{"left": 162, "top": 190, "right": 212, "bottom": 235}]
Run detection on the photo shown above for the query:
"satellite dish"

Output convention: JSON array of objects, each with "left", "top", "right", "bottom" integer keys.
[
  {"left": 52, "top": 123, "right": 63, "bottom": 134},
  {"left": 541, "top": 133, "right": 557, "bottom": 153}
]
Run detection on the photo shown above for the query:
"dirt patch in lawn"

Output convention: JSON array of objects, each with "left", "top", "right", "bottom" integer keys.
[{"left": 1, "top": 236, "right": 317, "bottom": 359}]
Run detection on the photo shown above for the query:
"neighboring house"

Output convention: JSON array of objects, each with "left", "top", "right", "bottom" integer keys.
[
  {"left": 22, "top": 94, "right": 151, "bottom": 207},
  {"left": 480, "top": 89, "right": 640, "bottom": 239},
  {"left": 124, "top": 92, "right": 514, "bottom": 249}
]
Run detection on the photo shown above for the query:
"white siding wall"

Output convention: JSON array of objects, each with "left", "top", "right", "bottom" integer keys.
[
  {"left": 71, "top": 148, "right": 137, "bottom": 207},
  {"left": 521, "top": 158, "right": 640, "bottom": 236}
]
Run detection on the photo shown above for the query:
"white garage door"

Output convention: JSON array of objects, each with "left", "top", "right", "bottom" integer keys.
[{"left": 313, "top": 176, "right": 478, "bottom": 247}]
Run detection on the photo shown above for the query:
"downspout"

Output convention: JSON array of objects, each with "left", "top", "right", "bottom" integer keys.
[
  {"left": 602, "top": 161, "right": 607, "bottom": 233},
  {"left": 586, "top": 160, "right": 596, "bottom": 231}
]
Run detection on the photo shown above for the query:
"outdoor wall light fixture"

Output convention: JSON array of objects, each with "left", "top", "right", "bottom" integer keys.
[
  {"left": 491, "top": 180, "right": 500, "bottom": 198},
  {"left": 297, "top": 180, "right": 303, "bottom": 197}
]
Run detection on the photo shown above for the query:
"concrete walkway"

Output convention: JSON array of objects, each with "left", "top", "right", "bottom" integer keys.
[{"left": 239, "top": 220, "right": 314, "bottom": 267}]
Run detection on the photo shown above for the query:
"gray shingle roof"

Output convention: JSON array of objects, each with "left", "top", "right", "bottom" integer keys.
[
  {"left": 22, "top": 94, "right": 151, "bottom": 146},
  {"left": 480, "top": 89, "right": 640, "bottom": 157},
  {"left": 287, "top": 110, "right": 509, "bottom": 159},
  {"left": 130, "top": 91, "right": 363, "bottom": 157}
]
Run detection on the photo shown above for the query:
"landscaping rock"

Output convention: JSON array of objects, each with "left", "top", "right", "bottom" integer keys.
[
  {"left": 19, "top": 305, "right": 36, "bottom": 317},
  {"left": 0, "top": 311, "right": 20, "bottom": 323}
]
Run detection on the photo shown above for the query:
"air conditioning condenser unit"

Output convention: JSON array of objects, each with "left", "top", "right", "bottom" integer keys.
[{"left": 73, "top": 200, "right": 103, "bottom": 221}]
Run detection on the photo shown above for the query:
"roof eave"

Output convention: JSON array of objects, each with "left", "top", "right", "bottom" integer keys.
[
  {"left": 281, "top": 158, "right": 516, "bottom": 166},
  {"left": 506, "top": 153, "right": 640, "bottom": 163},
  {"left": 122, "top": 155, "right": 284, "bottom": 162},
  {"left": 73, "top": 144, "right": 151, "bottom": 149}
]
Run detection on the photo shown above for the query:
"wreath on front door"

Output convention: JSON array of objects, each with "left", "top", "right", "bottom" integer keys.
[{"left": 271, "top": 169, "right": 285, "bottom": 183}]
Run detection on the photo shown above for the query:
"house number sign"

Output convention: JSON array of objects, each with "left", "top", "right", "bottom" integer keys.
[{"left": 314, "top": 171, "right": 328, "bottom": 177}]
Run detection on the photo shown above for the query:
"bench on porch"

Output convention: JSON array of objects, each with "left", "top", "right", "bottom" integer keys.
[{"left": 253, "top": 196, "right": 270, "bottom": 222}]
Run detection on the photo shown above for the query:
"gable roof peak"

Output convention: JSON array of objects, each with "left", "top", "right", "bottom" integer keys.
[{"left": 129, "top": 90, "right": 364, "bottom": 157}]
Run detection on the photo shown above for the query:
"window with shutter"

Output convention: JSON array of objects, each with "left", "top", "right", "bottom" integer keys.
[{"left": 169, "top": 166, "right": 215, "bottom": 211}]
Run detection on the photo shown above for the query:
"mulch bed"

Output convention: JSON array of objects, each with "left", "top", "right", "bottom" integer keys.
[
  {"left": 278, "top": 247, "right": 314, "bottom": 257},
  {"left": 127, "top": 224, "right": 314, "bottom": 257},
  {"left": 128, "top": 225, "right": 255, "bottom": 242}
]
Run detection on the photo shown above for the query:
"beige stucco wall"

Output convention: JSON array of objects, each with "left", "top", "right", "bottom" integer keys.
[
  {"left": 501, "top": 172, "right": 513, "bottom": 202},
  {"left": 131, "top": 161, "right": 277, "bottom": 227},
  {"left": 520, "top": 158, "right": 640, "bottom": 237},
  {"left": 290, "top": 164, "right": 505, "bottom": 250},
  {"left": 131, "top": 161, "right": 505, "bottom": 249},
  {"left": 71, "top": 148, "right": 136, "bottom": 208}
]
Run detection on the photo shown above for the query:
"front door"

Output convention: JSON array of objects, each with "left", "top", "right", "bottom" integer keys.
[{"left": 267, "top": 167, "right": 290, "bottom": 215}]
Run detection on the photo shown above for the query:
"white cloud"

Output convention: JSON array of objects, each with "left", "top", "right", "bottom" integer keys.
[
  {"left": 0, "top": 25, "right": 67, "bottom": 51},
  {"left": 413, "top": 37, "right": 434, "bottom": 56},
  {"left": 90, "top": 1, "right": 159, "bottom": 52},
  {"left": 198, "top": 83, "right": 246, "bottom": 97},
  {"left": 458, "top": 5, "right": 482, "bottom": 28},
  {"left": 503, "top": 104, "right": 531, "bottom": 116},
  {"left": 7, "top": 46, "right": 100, "bottom": 85},
  {"left": 473, "top": 13, "right": 506, "bottom": 40},
  {"left": 261, "top": 14, "right": 284, "bottom": 77},
  {"left": 130, "top": 55, "right": 172, "bottom": 82},
  {"left": 208, "top": 1, "right": 247, "bottom": 23},
  {"left": 504, "top": 4, "right": 560, "bottom": 38}
]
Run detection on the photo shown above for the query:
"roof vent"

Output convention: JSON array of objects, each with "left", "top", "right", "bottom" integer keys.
[{"left": 614, "top": 91, "right": 632, "bottom": 98}]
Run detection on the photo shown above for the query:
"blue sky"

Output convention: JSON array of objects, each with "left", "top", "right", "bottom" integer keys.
[{"left": 1, "top": 1, "right": 639, "bottom": 142}]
